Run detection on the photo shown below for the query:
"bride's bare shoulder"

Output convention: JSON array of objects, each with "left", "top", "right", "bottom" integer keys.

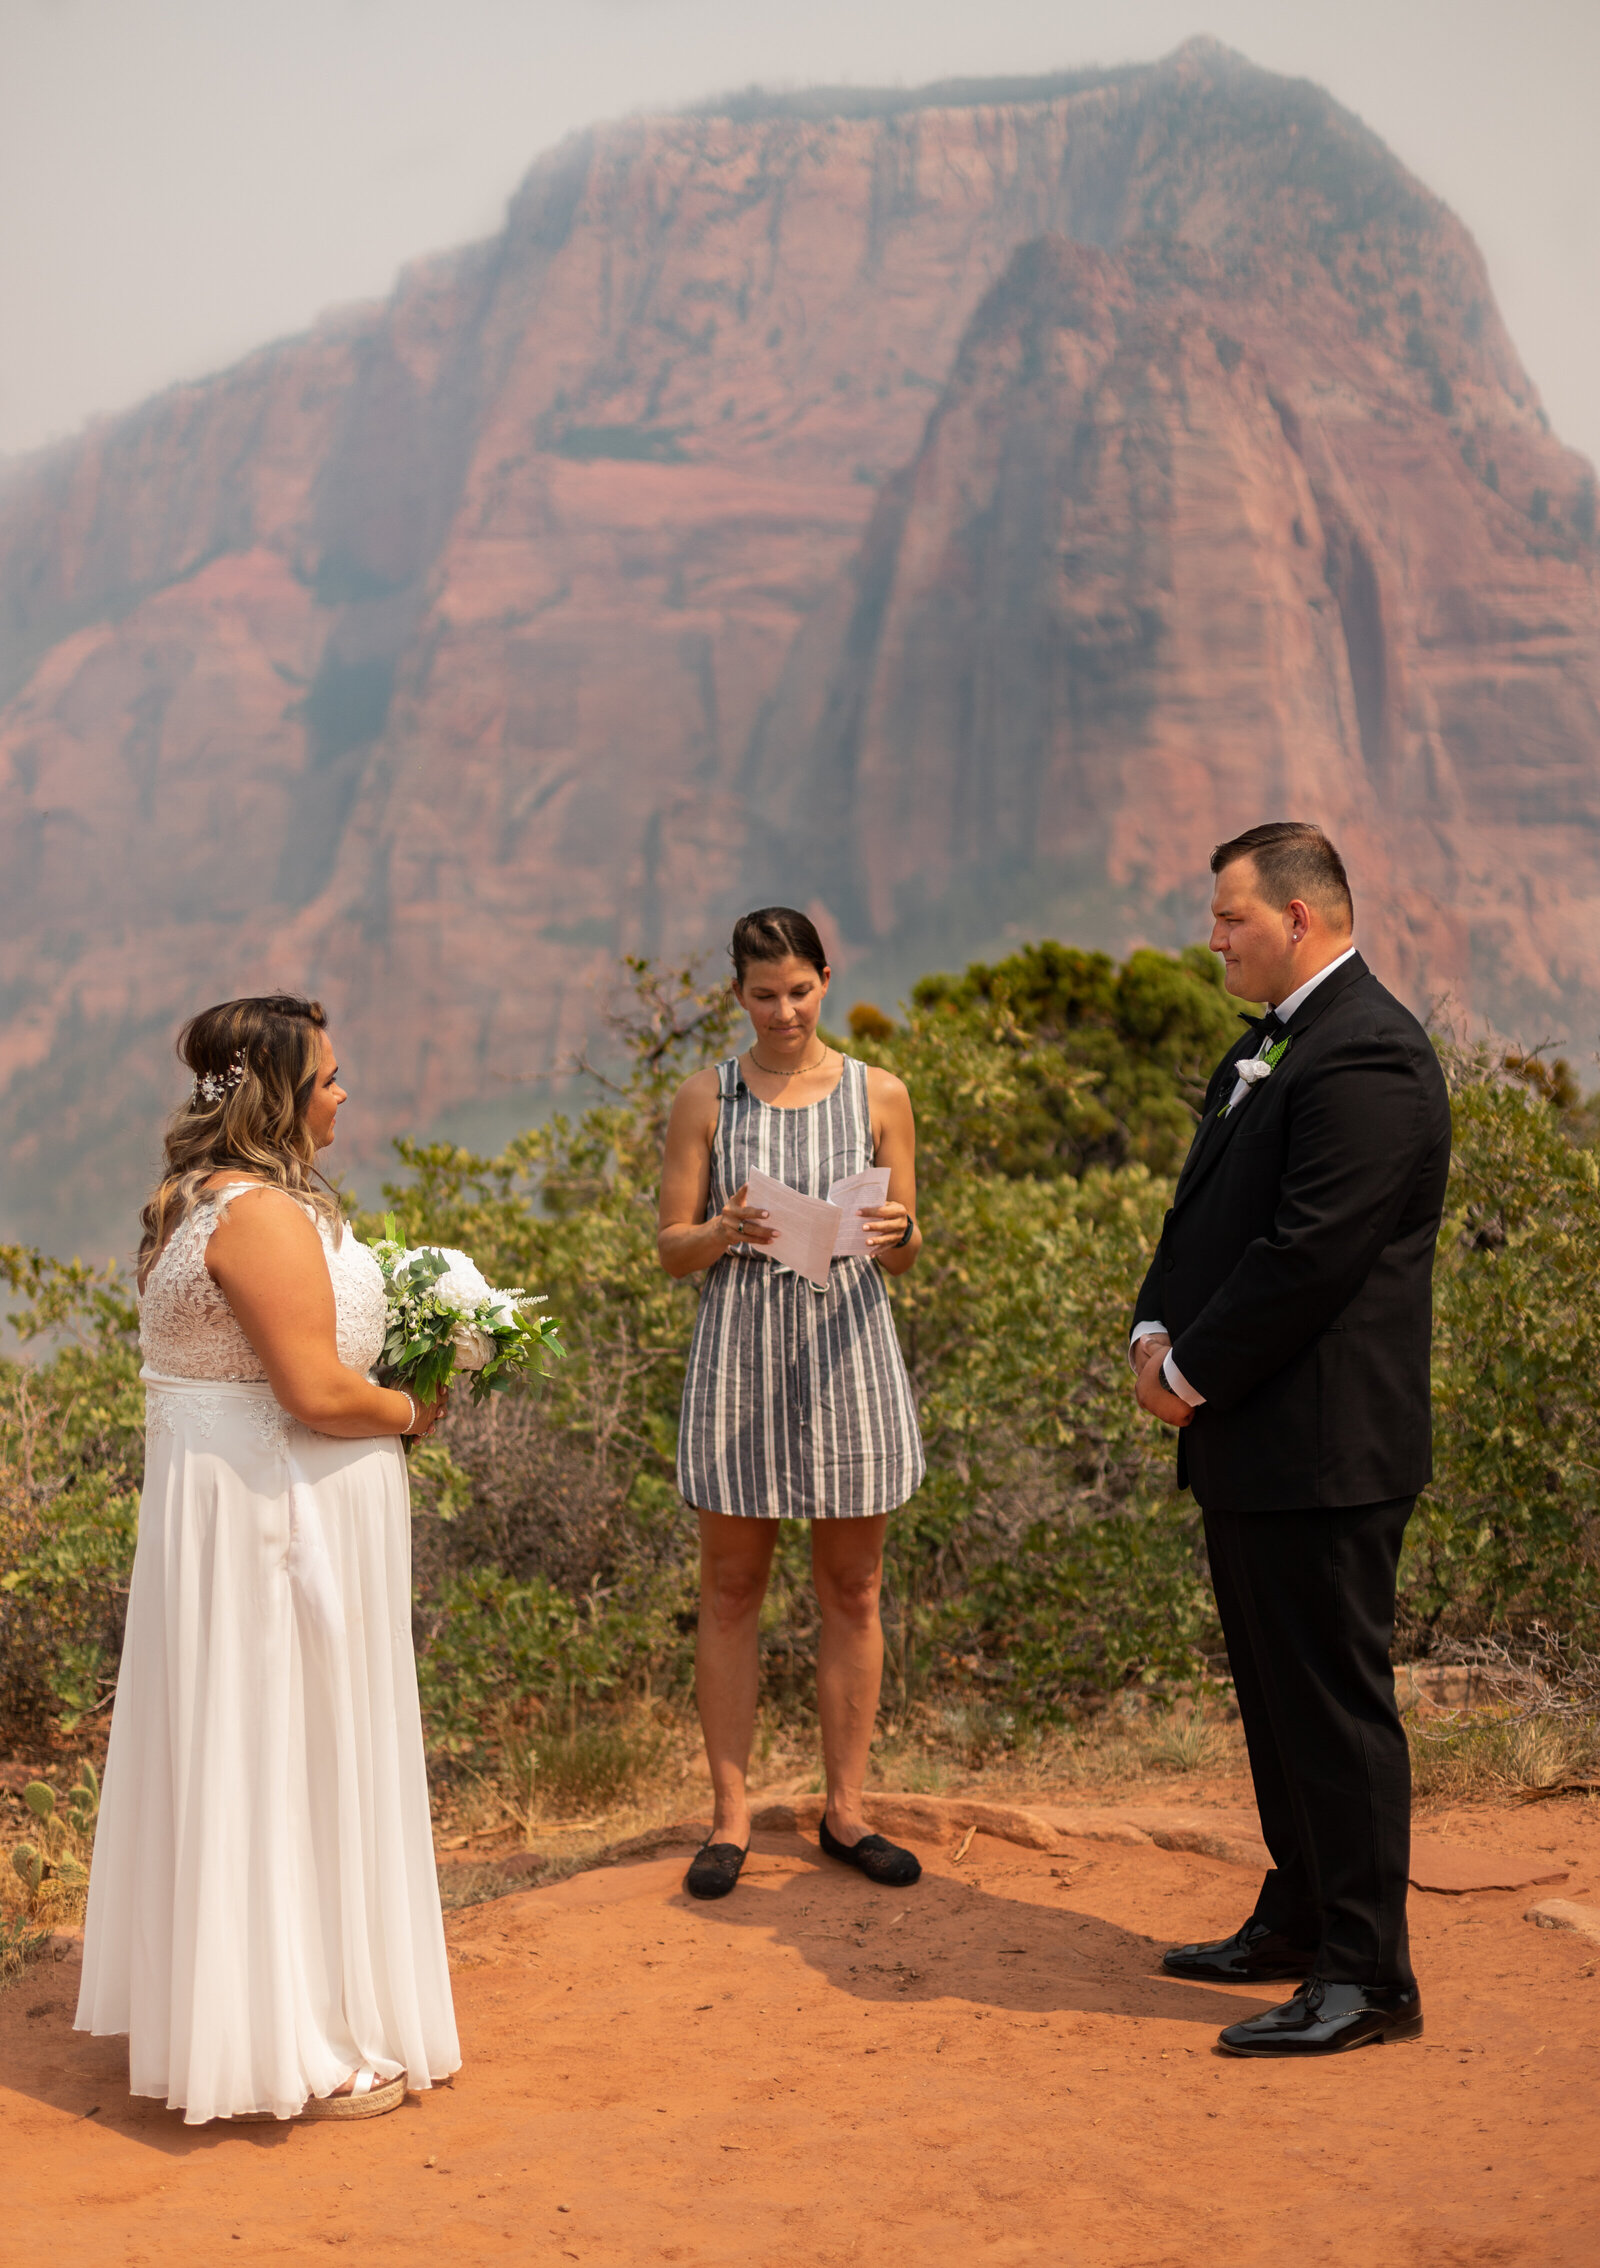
[
  {"left": 201, "top": 1179, "right": 316, "bottom": 1239},
  {"left": 197, "top": 1174, "right": 294, "bottom": 1212}
]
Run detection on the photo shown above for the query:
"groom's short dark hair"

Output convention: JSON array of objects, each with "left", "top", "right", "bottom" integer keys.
[{"left": 1211, "top": 822, "right": 1353, "bottom": 928}]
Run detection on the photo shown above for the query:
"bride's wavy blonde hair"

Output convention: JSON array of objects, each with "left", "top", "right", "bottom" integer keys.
[{"left": 137, "top": 995, "right": 342, "bottom": 1288}]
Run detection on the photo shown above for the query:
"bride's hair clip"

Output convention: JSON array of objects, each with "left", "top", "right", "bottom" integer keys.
[{"left": 193, "top": 1049, "right": 248, "bottom": 1107}]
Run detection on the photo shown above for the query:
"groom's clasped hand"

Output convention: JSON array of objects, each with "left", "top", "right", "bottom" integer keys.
[{"left": 1129, "top": 1331, "right": 1192, "bottom": 1428}]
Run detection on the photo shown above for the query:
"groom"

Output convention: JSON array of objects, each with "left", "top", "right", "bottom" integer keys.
[{"left": 1129, "top": 822, "right": 1450, "bottom": 2057}]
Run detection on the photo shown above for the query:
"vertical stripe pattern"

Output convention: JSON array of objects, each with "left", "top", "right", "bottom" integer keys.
[{"left": 676, "top": 1057, "right": 926, "bottom": 1521}]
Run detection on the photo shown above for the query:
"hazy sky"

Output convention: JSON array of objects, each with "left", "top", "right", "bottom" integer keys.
[{"left": 2, "top": 0, "right": 1596, "bottom": 470}]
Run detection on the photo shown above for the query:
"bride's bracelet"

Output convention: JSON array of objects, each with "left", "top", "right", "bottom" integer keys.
[{"left": 397, "top": 1391, "right": 418, "bottom": 1437}]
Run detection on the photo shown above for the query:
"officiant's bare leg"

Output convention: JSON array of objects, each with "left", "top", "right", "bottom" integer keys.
[
  {"left": 696, "top": 1509, "right": 780, "bottom": 1848},
  {"left": 812, "top": 1515, "right": 888, "bottom": 1845}
]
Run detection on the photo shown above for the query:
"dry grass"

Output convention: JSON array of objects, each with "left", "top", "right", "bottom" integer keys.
[
  {"left": 872, "top": 1694, "right": 1248, "bottom": 1799},
  {"left": 429, "top": 1695, "right": 1259, "bottom": 1912},
  {"left": 430, "top": 1704, "right": 713, "bottom": 1908},
  {"left": 437, "top": 1678, "right": 1600, "bottom": 1861},
  {"left": 1399, "top": 1633, "right": 1600, "bottom": 1808},
  {"left": 1408, "top": 1709, "right": 1600, "bottom": 1807},
  {"left": 14, "top": 1681, "right": 1597, "bottom": 1950}
]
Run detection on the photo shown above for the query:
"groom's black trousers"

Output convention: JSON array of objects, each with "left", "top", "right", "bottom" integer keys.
[{"left": 1203, "top": 1496, "right": 1415, "bottom": 1988}]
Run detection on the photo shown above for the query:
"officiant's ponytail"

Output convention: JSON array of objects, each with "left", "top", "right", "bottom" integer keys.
[{"left": 138, "top": 995, "right": 340, "bottom": 1287}]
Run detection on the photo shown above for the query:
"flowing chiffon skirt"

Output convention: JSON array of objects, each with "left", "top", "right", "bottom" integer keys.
[{"left": 75, "top": 1375, "right": 460, "bottom": 2123}]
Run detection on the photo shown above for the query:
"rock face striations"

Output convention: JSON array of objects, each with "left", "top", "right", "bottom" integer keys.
[{"left": 2, "top": 39, "right": 1597, "bottom": 1249}]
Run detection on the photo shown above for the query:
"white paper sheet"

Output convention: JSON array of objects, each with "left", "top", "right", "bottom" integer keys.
[
  {"left": 741, "top": 1168, "right": 843, "bottom": 1289},
  {"left": 826, "top": 1167, "right": 892, "bottom": 1257},
  {"left": 738, "top": 1165, "right": 894, "bottom": 1286}
]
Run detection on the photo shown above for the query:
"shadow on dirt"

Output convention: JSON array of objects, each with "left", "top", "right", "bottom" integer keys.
[
  {"left": 670, "top": 1831, "right": 1269, "bottom": 2030},
  {"left": 4, "top": 1828, "right": 1267, "bottom": 2144}
]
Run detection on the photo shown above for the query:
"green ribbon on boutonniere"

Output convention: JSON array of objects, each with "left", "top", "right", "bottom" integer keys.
[{"left": 1219, "top": 1030, "right": 1292, "bottom": 1116}]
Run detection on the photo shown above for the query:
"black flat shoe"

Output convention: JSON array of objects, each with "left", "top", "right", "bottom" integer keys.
[
  {"left": 685, "top": 1841, "right": 748, "bottom": 1900},
  {"left": 1217, "top": 1978, "right": 1423, "bottom": 2058},
  {"left": 817, "top": 1811, "right": 921, "bottom": 1887},
  {"left": 1162, "top": 1917, "right": 1317, "bottom": 1984}
]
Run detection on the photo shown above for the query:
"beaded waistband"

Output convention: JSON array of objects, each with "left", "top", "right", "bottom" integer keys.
[{"left": 140, "top": 1368, "right": 275, "bottom": 1397}]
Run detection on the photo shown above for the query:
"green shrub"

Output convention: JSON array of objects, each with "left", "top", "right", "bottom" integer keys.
[
  {"left": 9, "top": 952, "right": 1600, "bottom": 1782},
  {"left": 1411, "top": 1053, "right": 1600, "bottom": 1642},
  {"left": 958, "top": 1495, "right": 1220, "bottom": 1706},
  {"left": 874, "top": 940, "right": 1239, "bottom": 1179},
  {"left": 414, "top": 1568, "right": 656, "bottom": 1763},
  {"left": 0, "top": 1251, "right": 143, "bottom": 1737}
]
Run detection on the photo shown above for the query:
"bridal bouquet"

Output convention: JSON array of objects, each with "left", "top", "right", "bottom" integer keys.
[{"left": 365, "top": 1217, "right": 564, "bottom": 1407}]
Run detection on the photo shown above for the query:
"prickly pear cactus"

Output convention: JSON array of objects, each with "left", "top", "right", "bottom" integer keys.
[
  {"left": 66, "top": 1762, "right": 99, "bottom": 1837},
  {"left": 22, "top": 1783, "right": 55, "bottom": 1823},
  {"left": 11, "top": 1843, "right": 43, "bottom": 1895}
]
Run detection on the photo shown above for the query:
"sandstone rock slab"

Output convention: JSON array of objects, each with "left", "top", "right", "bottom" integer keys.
[
  {"left": 1027, "top": 1805, "right": 1154, "bottom": 1847},
  {"left": 1525, "top": 1898, "right": 1600, "bottom": 1943},
  {"left": 1128, "top": 1812, "right": 1273, "bottom": 1871},
  {"left": 752, "top": 1792, "right": 1066, "bottom": 1853},
  {"left": 1033, "top": 1805, "right": 1273, "bottom": 1868},
  {"left": 1409, "top": 1839, "right": 1568, "bottom": 1894},
  {"left": 1395, "top": 1663, "right": 1528, "bottom": 1717},
  {"left": 599, "top": 1819, "right": 709, "bottom": 1863}
]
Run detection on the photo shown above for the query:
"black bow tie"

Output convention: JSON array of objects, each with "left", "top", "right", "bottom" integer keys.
[{"left": 1240, "top": 1010, "right": 1285, "bottom": 1040}]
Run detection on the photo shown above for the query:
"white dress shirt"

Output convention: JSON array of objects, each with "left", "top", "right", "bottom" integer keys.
[{"left": 1132, "top": 945, "right": 1358, "bottom": 1407}]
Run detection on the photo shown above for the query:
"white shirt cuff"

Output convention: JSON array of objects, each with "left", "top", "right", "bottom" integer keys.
[
  {"left": 1162, "top": 1350, "right": 1206, "bottom": 1407},
  {"left": 1129, "top": 1319, "right": 1167, "bottom": 1369}
]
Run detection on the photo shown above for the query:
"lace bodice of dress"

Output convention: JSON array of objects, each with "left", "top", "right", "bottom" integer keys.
[{"left": 139, "top": 1184, "right": 389, "bottom": 1381}]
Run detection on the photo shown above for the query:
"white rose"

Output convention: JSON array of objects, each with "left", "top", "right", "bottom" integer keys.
[
  {"left": 450, "top": 1322, "right": 496, "bottom": 1372},
  {"left": 427, "top": 1248, "right": 494, "bottom": 1315},
  {"left": 483, "top": 1292, "right": 524, "bottom": 1332}
]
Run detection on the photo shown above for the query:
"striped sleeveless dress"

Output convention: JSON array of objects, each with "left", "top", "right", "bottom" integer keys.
[{"left": 676, "top": 1056, "right": 926, "bottom": 1521}]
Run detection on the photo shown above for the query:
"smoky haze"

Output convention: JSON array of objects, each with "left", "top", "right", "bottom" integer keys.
[{"left": 1, "top": 0, "right": 1596, "bottom": 473}]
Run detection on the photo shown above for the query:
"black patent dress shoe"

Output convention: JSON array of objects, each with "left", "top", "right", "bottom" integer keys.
[
  {"left": 1217, "top": 1978, "right": 1423, "bottom": 2058},
  {"left": 817, "top": 1811, "right": 921, "bottom": 1887},
  {"left": 1162, "top": 1917, "right": 1317, "bottom": 1984}
]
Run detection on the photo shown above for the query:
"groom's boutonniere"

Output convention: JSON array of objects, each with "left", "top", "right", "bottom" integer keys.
[{"left": 1221, "top": 1031, "right": 1291, "bottom": 1115}]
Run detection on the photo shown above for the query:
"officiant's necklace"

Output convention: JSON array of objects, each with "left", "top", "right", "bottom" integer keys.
[{"left": 749, "top": 1043, "right": 828, "bottom": 1079}]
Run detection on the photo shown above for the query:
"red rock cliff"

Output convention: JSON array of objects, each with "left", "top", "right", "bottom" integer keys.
[{"left": 1, "top": 38, "right": 1596, "bottom": 1249}]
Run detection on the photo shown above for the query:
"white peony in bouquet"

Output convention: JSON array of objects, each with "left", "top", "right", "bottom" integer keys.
[{"left": 365, "top": 1216, "right": 564, "bottom": 1408}]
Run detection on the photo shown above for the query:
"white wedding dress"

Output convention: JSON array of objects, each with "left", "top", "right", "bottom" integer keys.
[{"left": 75, "top": 1184, "right": 461, "bottom": 2123}]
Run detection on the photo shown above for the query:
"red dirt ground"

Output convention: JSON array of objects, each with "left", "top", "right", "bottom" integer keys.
[{"left": 6, "top": 1790, "right": 1600, "bottom": 2266}]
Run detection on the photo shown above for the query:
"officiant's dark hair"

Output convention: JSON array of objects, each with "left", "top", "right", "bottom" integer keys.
[
  {"left": 730, "top": 907, "right": 830, "bottom": 985},
  {"left": 1211, "top": 822, "right": 1353, "bottom": 928}
]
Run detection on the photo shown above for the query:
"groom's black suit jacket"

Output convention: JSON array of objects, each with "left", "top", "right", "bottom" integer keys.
[{"left": 1131, "top": 953, "right": 1451, "bottom": 1513}]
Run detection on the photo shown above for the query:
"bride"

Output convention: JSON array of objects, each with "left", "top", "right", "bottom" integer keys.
[{"left": 75, "top": 994, "right": 461, "bottom": 2123}]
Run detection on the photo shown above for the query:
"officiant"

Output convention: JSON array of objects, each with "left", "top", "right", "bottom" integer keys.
[{"left": 658, "top": 907, "right": 925, "bottom": 1901}]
